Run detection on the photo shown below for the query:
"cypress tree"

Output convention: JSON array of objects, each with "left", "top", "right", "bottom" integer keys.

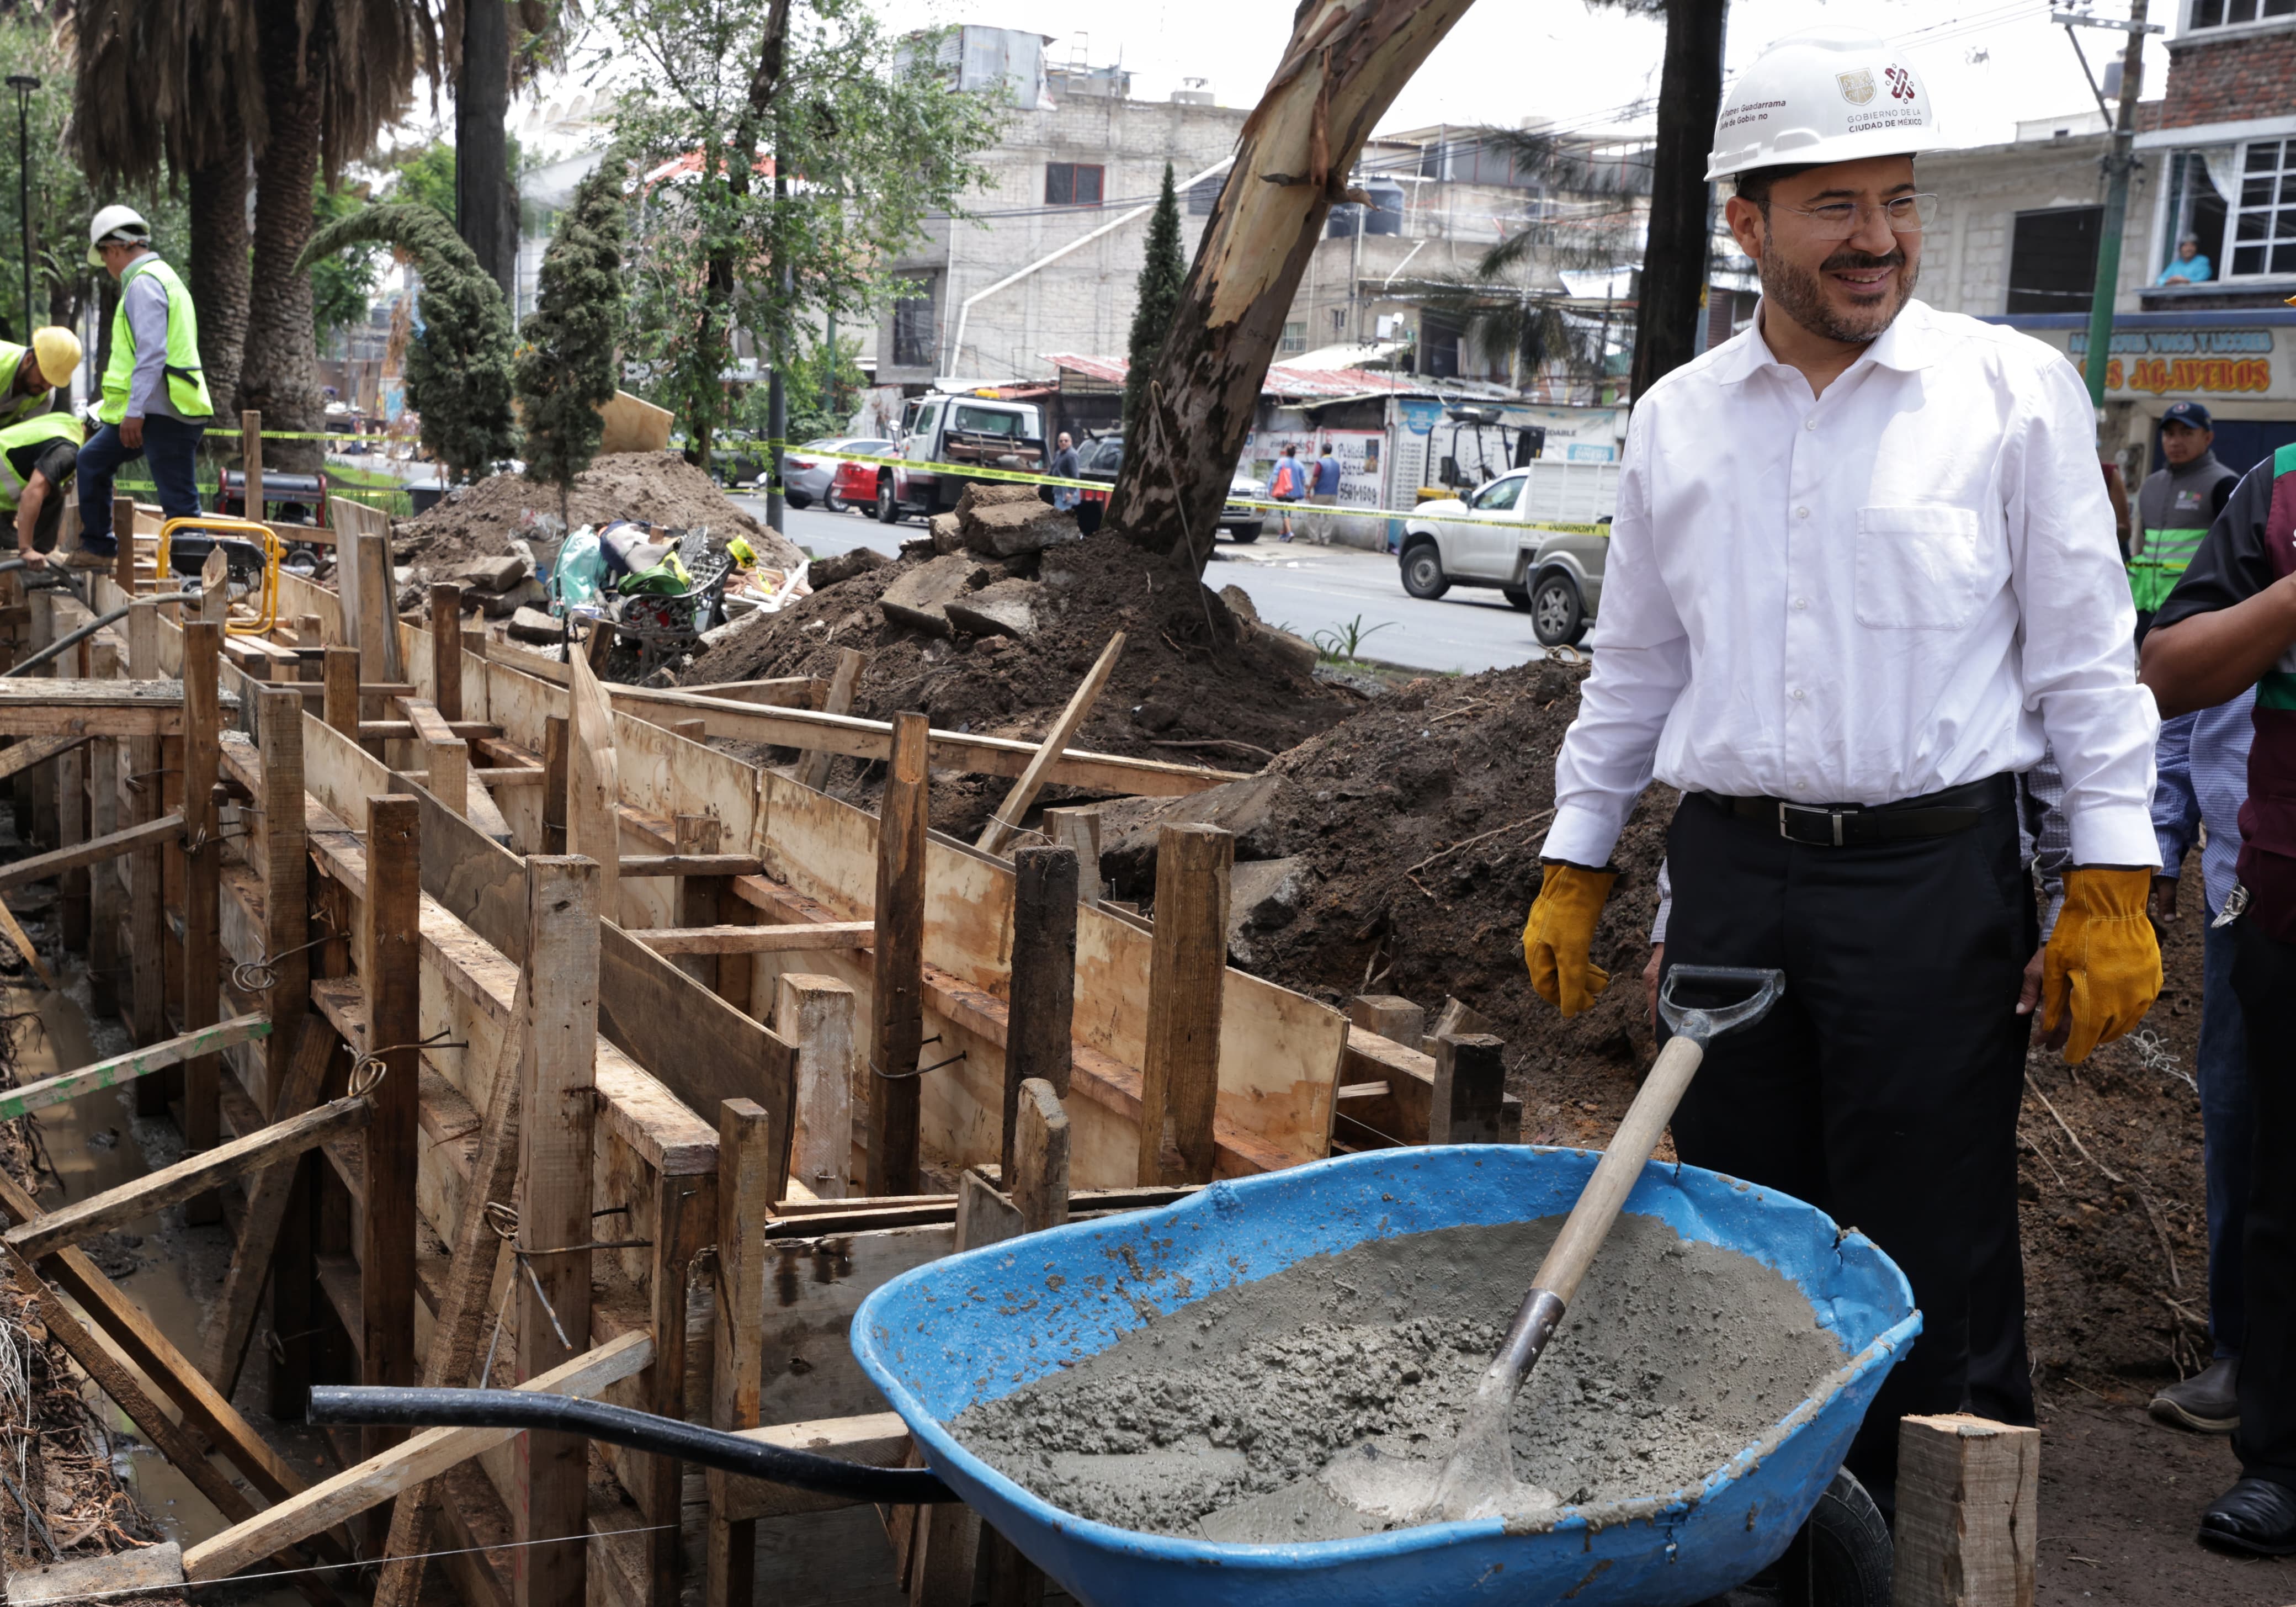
[
  {"left": 1123, "top": 162, "right": 1187, "bottom": 433},
  {"left": 517, "top": 166, "right": 628, "bottom": 522}
]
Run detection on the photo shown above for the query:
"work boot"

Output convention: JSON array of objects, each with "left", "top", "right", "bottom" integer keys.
[
  {"left": 2200, "top": 1477, "right": 2296, "bottom": 1555},
  {"left": 60, "top": 546, "right": 118, "bottom": 570},
  {"left": 2151, "top": 1356, "right": 2239, "bottom": 1434}
]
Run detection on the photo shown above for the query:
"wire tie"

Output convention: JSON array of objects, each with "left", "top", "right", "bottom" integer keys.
[{"left": 518, "top": 1253, "right": 576, "bottom": 1351}]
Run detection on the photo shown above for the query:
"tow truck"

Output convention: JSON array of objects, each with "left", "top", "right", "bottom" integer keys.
[{"left": 870, "top": 391, "right": 1046, "bottom": 524}]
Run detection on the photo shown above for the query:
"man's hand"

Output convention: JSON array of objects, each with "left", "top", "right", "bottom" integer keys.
[
  {"left": 2149, "top": 874, "right": 2180, "bottom": 935},
  {"left": 2016, "top": 945, "right": 2072, "bottom": 1052},
  {"left": 119, "top": 415, "right": 143, "bottom": 451},
  {"left": 2040, "top": 867, "right": 2164, "bottom": 1063},
  {"left": 1521, "top": 862, "right": 1618, "bottom": 1019},
  {"left": 1644, "top": 942, "right": 1663, "bottom": 1031}
]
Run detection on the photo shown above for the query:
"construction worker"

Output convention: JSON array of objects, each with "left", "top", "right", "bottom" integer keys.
[
  {"left": 0, "top": 412, "right": 83, "bottom": 559},
  {"left": 0, "top": 327, "right": 82, "bottom": 432},
  {"left": 72, "top": 205, "right": 212, "bottom": 570},
  {"left": 2130, "top": 401, "right": 2239, "bottom": 641},
  {"left": 1522, "top": 26, "right": 2161, "bottom": 1511},
  {"left": 2140, "top": 313, "right": 2296, "bottom": 1553}
]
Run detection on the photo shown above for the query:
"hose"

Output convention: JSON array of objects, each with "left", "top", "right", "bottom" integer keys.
[
  {"left": 4, "top": 592, "right": 198, "bottom": 677},
  {"left": 306, "top": 1386, "right": 959, "bottom": 1503}
]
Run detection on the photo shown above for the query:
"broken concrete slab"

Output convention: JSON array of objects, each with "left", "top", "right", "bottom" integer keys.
[
  {"left": 1097, "top": 772, "right": 1297, "bottom": 895},
  {"left": 956, "top": 481, "right": 1079, "bottom": 558},
  {"left": 810, "top": 545, "right": 891, "bottom": 588},
  {"left": 476, "top": 576, "right": 549, "bottom": 617},
  {"left": 507, "top": 606, "right": 565, "bottom": 644},
  {"left": 945, "top": 579, "right": 1043, "bottom": 640},
  {"left": 929, "top": 512, "right": 965, "bottom": 555},
  {"left": 1226, "top": 855, "right": 1310, "bottom": 969},
  {"left": 879, "top": 553, "right": 996, "bottom": 636},
  {"left": 458, "top": 554, "right": 529, "bottom": 592}
]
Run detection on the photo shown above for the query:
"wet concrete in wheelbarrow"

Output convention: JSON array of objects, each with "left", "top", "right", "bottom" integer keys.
[{"left": 952, "top": 1214, "right": 1844, "bottom": 1542}]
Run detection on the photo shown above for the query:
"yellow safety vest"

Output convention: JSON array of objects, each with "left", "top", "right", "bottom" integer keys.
[{"left": 98, "top": 255, "right": 213, "bottom": 425}]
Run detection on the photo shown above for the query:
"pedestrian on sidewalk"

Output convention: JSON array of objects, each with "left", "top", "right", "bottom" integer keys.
[
  {"left": 72, "top": 205, "right": 214, "bottom": 571},
  {"left": 2132, "top": 401, "right": 2237, "bottom": 642},
  {"left": 2141, "top": 419, "right": 2296, "bottom": 1556},
  {"left": 1307, "top": 441, "right": 1342, "bottom": 545},
  {"left": 1523, "top": 27, "right": 2161, "bottom": 1514},
  {"left": 1269, "top": 444, "right": 1305, "bottom": 542},
  {"left": 2148, "top": 686, "right": 2256, "bottom": 1438}
]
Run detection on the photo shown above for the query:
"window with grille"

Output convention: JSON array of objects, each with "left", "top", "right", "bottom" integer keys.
[
  {"left": 892, "top": 285, "right": 937, "bottom": 369},
  {"left": 2231, "top": 139, "right": 2296, "bottom": 277},
  {"left": 2190, "top": 0, "right": 2295, "bottom": 26},
  {"left": 1044, "top": 163, "right": 1105, "bottom": 206}
]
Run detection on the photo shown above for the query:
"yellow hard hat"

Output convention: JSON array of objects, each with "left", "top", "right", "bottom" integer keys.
[{"left": 29, "top": 328, "right": 81, "bottom": 386}]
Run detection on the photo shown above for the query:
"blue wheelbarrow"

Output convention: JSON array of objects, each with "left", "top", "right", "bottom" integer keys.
[{"left": 849, "top": 1141, "right": 1917, "bottom": 1607}]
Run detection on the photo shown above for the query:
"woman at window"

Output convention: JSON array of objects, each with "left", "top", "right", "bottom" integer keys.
[{"left": 2158, "top": 235, "right": 2214, "bottom": 287}]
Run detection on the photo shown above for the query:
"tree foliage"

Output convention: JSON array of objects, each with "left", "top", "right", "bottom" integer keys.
[
  {"left": 310, "top": 181, "right": 385, "bottom": 351},
  {"left": 297, "top": 203, "right": 519, "bottom": 480},
  {"left": 590, "top": 0, "right": 1004, "bottom": 461},
  {"left": 1123, "top": 163, "right": 1186, "bottom": 432},
  {"left": 516, "top": 163, "right": 626, "bottom": 513}
]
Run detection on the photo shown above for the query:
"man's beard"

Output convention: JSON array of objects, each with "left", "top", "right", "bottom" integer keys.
[{"left": 1760, "top": 240, "right": 1917, "bottom": 344}]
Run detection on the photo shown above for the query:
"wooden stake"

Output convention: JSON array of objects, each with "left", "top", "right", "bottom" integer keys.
[
  {"left": 125, "top": 601, "right": 163, "bottom": 1062},
  {"left": 673, "top": 812, "right": 724, "bottom": 991},
  {"left": 671, "top": 717, "right": 708, "bottom": 743},
  {"left": 1003, "top": 846, "right": 1077, "bottom": 1180},
  {"left": 539, "top": 713, "right": 570, "bottom": 853},
  {"left": 1347, "top": 994, "right": 1425, "bottom": 1053},
  {"left": 566, "top": 634, "right": 621, "bottom": 922},
  {"left": 258, "top": 687, "right": 309, "bottom": 1107},
  {"left": 355, "top": 532, "right": 394, "bottom": 684},
  {"left": 1430, "top": 1033, "right": 1507, "bottom": 1145},
  {"left": 1891, "top": 1413, "right": 2039, "bottom": 1607},
  {"left": 242, "top": 410, "right": 264, "bottom": 522},
  {"left": 55, "top": 723, "right": 87, "bottom": 951},
  {"left": 976, "top": 633, "right": 1123, "bottom": 856},
  {"left": 707, "top": 1097, "right": 775, "bottom": 1607},
  {"left": 981, "top": 1077, "right": 1070, "bottom": 1607},
  {"left": 644, "top": 1159, "right": 716, "bottom": 1607},
  {"left": 323, "top": 645, "right": 360, "bottom": 738},
  {"left": 779, "top": 973, "right": 857, "bottom": 1202},
  {"left": 1136, "top": 824, "right": 1232, "bottom": 1186},
  {"left": 360, "top": 795, "right": 422, "bottom": 1490},
  {"left": 87, "top": 641, "right": 121, "bottom": 1017},
  {"left": 430, "top": 582, "right": 464, "bottom": 719},
  {"left": 517, "top": 856, "right": 600, "bottom": 1607},
  {"left": 1039, "top": 807, "right": 1103, "bottom": 906},
  {"left": 866, "top": 712, "right": 929, "bottom": 1197},
  {"left": 111, "top": 495, "right": 136, "bottom": 594},
  {"left": 796, "top": 646, "right": 868, "bottom": 792},
  {"left": 182, "top": 621, "right": 223, "bottom": 1214}
]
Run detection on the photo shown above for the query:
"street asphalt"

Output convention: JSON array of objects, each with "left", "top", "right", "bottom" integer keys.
[{"left": 735, "top": 495, "right": 1559, "bottom": 677}]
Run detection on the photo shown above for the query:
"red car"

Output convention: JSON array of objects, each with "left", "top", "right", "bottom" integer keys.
[{"left": 828, "top": 454, "right": 887, "bottom": 514}]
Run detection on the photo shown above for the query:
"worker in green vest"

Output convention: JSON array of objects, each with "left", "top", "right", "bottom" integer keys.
[
  {"left": 2132, "top": 400, "right": 2239, "bottom": 642},
  {"left": 0, "top": 327, "right": 83, "bottom": 433},
  {"left": 0, "top": 412, "right": 83, "bottom": 561},
  {"left": 68, "top": 204, "right": 212, "bottom": 571}
]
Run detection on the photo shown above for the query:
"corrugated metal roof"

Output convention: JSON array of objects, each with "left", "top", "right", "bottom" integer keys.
[{"left": 1042, "top": 352, "right": 1434, "bottom": 401}]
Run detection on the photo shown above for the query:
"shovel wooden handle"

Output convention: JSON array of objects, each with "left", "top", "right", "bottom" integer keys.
[{"left": 1528, "top": 1032, "right": 1704, "bottom": 1309}]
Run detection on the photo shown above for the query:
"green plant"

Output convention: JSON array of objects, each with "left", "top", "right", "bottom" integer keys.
[
  {"left": 1312, "top": 615, "right": 1396, "bottom": 663},
  {"left": 1123, "top": 162, "right": 1186, "bottom": 432},
  {"left": 296, "top": 204, "right": 520, "bottom": 481},
  {"left": 310, "top": 180, "right": 386, "bottom": 352},
  {"left": 517, "top": 164, "right": 628, "bottom": 520}
]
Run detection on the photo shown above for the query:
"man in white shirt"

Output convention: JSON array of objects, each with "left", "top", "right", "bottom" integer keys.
[{"left": 1521, "top": 28, "right": 2164, "bottom": 1507}]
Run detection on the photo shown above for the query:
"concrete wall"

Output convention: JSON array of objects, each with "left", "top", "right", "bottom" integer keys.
[{"left": 1915, "top": 133, "right": 2157, "bottom": 317}]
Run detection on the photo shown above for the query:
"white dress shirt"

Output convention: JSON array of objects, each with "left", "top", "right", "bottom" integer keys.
[{"left": 1540, "top": 298, "right": 2160, "bottom": 871}]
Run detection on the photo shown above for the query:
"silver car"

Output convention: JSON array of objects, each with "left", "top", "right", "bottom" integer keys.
[
  {"left": 1521, "top": 524, "right": 1607, "bottom": 646},
  {"left": 779, "top": 438, "right": 891, "bottom": 512}
]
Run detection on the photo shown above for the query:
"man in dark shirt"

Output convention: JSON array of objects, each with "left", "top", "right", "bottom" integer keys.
[
  {"left": 0, "top": 412, "right": 84, "bottom": 561},
  {"left": 2141, "top": 436, "right": 2296, "bottom": 1555},
  {"left": 1050, "top": 431, "right": 1081, "bottom": 513}
]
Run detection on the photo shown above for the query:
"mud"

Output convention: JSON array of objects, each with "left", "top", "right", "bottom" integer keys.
[{"left": 951, "top": 1213, "right": 1842, "bottom": 1542}]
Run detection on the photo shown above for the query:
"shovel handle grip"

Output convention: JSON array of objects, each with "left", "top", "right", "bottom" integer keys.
[{"left": 1525, "top": 1032, "right": 1704, "bottom": 1312}]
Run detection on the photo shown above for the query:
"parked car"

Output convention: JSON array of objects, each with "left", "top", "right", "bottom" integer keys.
[
  {"left": 1395, "top": 460, "right": 1618, "bottom": 644},
  {"left": 780, "top": 438, "right": 893, "bottom": 511},
  {"left": 1071, "top": 432, "right": 1264, "bottom": 542},
  {"left": 828, "top": 454, "right": 887, "bottom": 513}
]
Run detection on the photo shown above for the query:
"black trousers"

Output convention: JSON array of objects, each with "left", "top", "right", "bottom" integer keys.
[
  {"left": 1660, "top": 782, "right": 2037, "bottom": 1499},
  {"left": 2233, "top": 918, "right": 2296, "bottom": 1487}
]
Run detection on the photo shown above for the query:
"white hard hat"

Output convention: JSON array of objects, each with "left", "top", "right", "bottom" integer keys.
[
  {"left": 87, "top": 204, "right": 151, "bottom": 267},
  {"left": 1707, "top": 27, "right": 1940, "bottom": 182}
]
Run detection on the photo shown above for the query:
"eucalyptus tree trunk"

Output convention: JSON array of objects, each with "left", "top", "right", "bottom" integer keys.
[
  {"left": 236, "top": 0, "right": 323, "bottom": 467},
  {"left": 1106, "top": 0, "right": 1481, "bottom": 575},
  {"left": 187, "top": 107, "right": 251, "bottom": 423},
  {"left": 459, "top": 0, "right": 517, "bottom": 303},
  {"left": 1628, "top": 0, "right": 1726, "bottom": 399}
]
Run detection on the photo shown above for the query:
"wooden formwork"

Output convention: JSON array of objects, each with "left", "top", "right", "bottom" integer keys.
[{"left": 0, "top": 490, "right": 1491, "bottom": 1607}]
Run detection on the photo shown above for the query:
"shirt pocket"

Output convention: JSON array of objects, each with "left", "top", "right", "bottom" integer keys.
[{"left": 1854, "top": 504, "right": 1994, "bottom": 630}]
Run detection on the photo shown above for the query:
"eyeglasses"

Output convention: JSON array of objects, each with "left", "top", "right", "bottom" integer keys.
[{"left": 1773, "top": 193, "right": 1938, "bottom": 239}]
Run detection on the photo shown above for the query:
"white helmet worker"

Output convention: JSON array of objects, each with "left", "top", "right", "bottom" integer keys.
[
  {"left": 1707, "top": 27, "right": 1940, "bottom": 181},
  {"left": 86, "top": 205, "right": 152, "bottom": 267}
]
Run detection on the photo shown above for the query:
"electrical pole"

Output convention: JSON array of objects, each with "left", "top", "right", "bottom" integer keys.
[
  {"left": 7, "top": 76, "right": 36, "bottom": 345},
  {"left": 2060, "top": 3, "right": 2162, "bottom": 412}
]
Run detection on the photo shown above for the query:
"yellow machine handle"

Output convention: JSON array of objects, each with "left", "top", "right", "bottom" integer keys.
[{"left": 156, "top": 515, "right": 285, "bottom": 638}]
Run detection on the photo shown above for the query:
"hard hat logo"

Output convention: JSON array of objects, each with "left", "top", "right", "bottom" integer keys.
[
  {"left": 1704, "top": 28, "right": 1943, "bottom": 181},
  {"left": 1837, "top": 70, "right": 1875, "bottom": 107},
  {"left": 1885, "top": 65, "right": 1919, "bottom": 103}
]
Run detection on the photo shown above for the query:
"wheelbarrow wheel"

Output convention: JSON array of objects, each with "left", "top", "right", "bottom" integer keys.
[{"left": 1699, "top": 1466, "right": 1892, "bottom": 1607}]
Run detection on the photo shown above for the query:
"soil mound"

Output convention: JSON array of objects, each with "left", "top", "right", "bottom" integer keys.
[
  {"left": 682, "top": 534, "right": 1357, "bottom": 837},
  {"left": 392, "top": 452, "right": 804, "bottom": 572}
]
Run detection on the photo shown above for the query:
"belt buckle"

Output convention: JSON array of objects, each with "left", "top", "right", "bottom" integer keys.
[{"left": 1778, "top": 801, "right": 1844, "bottom": 847}]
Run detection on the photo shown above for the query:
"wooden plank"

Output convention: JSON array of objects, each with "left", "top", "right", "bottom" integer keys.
[
  {"left": 0, "top": 810, "right": 184, "bottom": 894},
  {"left": 540, "top": 712, "right": 570, "bottom": 853},
  {"left": 619, "top": 853, "right": 766, "bottom": 878},
  {"left": 1346, "top": 994, "right": 1425, "bottom": 1052},
  {"left": 259, "top": 685, "right": 312, "bottom": 1106},
  {"left": 1003, "top": 845, "right": 1077, "bottom": 1181},
  {"left": 362, "top": 794, "right": 423, "bottom": 1486},
  {"left": 356, "top": 531, "right": 395, "bottom": 682},
  {"left": 718, "top": 1413, "right": 912, "bottom": 1523},
  {"left": 111, "top": 494, "right": 139, "bottom": 593},
  {"left": 566, "top": 627, "right": 621, "bottom": 924},
  {"left": 431, "top": 583, "right": 464, "bottom": 720},
  {"left": 673, "top": 812, "right": 724, "bottom": 992},
  {"left": 201, "top": 1016, "right": 339, "bottom": 1395},
  {"left": 324, "top": 644, "right": 360, "bottom": 736},
  {"left": 1340, "top": 1026, "right": 1435, "bottom": 1144},
  {"left": 181, "top": 1332, "right": 653, "bottom": 1584},
  {"left": 1429, "top": 1032, "right": 1507, "bottom": 1145},
  {"left": 0, "top": 892, "right": 49, "bottom": 988},
  {"left": 125, "top": 602, "right": 166, "bottom": 1055},
  {"left": 6, "top": 1092, "right": 368, "bottom": 1260},
  {"left": 518, "top": 856, "right": 600, "bottom": 1607},
  {"left": 356, "top": 719, "right": 499, "bottom": 741},
  {"left": 8, "top": 1542, "right": 184, "bottom": 1603},
  {"left": 797, "top": 646, "right": 868, "bottom": 792},
  {"left": 709, "top": 1097, "right": 777, "bottom": 1607},
  {"left": 629, "top": 920, "right": 873, "bottom": 955},
  {"left": 644, "top": 1147, "right": 716, "bottom": 1606},
  {"left": 1891, "top": 1413, "right": 2039, "bottom": 1607},
  {"left": 53, "top": 671, "right": 87, "bottom": 944},
  {"left": 0, "top": 1014, "right": 270, "bottom": 1121},
  {"left": 87, "top": 646, "right": 121, "bottom": 1016},
  {"left": 0, "top": 732, "right": 88, "bottom": 784},
  {"left": 0, "top": 678, "right": 191, "bottom": 736},
  {"left": 781, "top": 974, "right": 857, "bottom": 1202},
  {"left": 1137, "top": 825, "right": 1232, "bottom": 1186},
  {"left": 1040, "top": 806, "right": 1103, "bottom": 907},
  {"left": 978, "top": 633, "right": 1123, "bottom": 855},
  {"left": 182, "top": 622, "right": 224, "bottom": 1212},
  {"left": 868, "top": 712, "right": 929, "bottom": 1197},
  {"left": 371, "top": 978, "right": 528, "bottom": 1607},
  {"left": 1013, "top": 1077, "right": 1071, "bottom": 1236}
]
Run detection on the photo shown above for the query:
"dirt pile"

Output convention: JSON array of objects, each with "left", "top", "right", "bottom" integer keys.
[
  {"left": 682, "top": 533, "right": 1357, "bottom": 837},
  {"left": 391, "top": 452, "right": 804, "bottom": 572}
]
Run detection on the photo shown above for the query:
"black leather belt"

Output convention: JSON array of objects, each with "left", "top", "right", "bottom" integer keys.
[{"left": 1697, "top": 776, "right": 2004, "bottom": 847}]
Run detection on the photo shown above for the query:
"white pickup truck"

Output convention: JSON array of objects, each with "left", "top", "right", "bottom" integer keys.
[{"left": 1396, "top": 460, "right": 1619, "bottom": 644}]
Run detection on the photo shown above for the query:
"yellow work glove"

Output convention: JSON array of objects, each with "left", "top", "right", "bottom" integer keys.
[
  {"left": 1522, "top": 862, "right": 1618, "bottom": 1019},
  {"left": 2041, "top": 867, "right": 2164, "bottom": 1064}
]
